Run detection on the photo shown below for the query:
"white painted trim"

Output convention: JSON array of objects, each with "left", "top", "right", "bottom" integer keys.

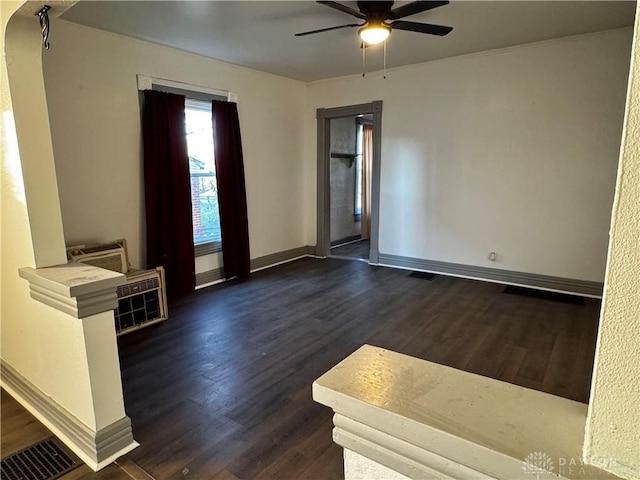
[
  {"left": 195, "top": 246, "right": 318, "bottom": 288},
  {"left": 249, "top": 245, "right": 317, "bottom": 272},
  {"left": 93, "top": 444, "right": 139, "bottom": 472},
  {"left": 136, "top": 74, "right": 237, "bottom": 102},
  {"left": 313, "top": 345, "right": 617, "bottom": 480},
  {"left": 136, "top": 74, "right": 152, "bottom": 91},
  {"left": 195, "top": 267, "right": 225, "bottom": 288},
  {"left": 195, "top": 278, "right": 226, "bottom": 290},
  {"left": 335, "top": 414, "right": 495, "bottom": 479},
  {"left": 18, "top": 262, "right": 125, "bottom": 318},
  {"left": 1, "top": 361, "right": 138, "bottom": 472}
]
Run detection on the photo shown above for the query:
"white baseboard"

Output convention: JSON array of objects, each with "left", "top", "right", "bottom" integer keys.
[
  {"left": 250, "top": 245, "right": 317, "bottom": 272},
  {"left": 376, "top": 253, "right": 603, "bottom": 297},
  {"left": 196, "top": 245, "right": 317, "bottom": 287},
  {"left": 1, "top": 360, "right": 138, "bottom": 471}
]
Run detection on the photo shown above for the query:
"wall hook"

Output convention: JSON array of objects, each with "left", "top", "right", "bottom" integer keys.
[{"left": 35, "top": 5, "right": 51, "bottom": 50}]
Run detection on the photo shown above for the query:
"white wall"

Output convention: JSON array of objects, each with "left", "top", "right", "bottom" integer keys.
[
  {"left": 1, "top": 3, "right": 123, "bottom": 432},
  {"left": 584, "top": 5, "right": 640, "bottom": 478},
  {"left": 304, "top": 28, "right": 633, "bottom": 282},
  {"left": 43, "top": 21, "right": 631, "bottom": 284},
  {"left": 43, "top": 21, "right": 307, "bottom": 272}
]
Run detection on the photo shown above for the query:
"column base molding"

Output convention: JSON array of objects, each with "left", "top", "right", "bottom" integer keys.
[{"left": 1, "top": 361, "right": 138, "bottom": 471}]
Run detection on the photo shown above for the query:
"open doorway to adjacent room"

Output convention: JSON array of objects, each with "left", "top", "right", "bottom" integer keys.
[
  {"left": 316, "top": 101, "right": 382, "bottom": 263},
  {"left": 329, "top": 115, "right": 373, "bottom": 261}
]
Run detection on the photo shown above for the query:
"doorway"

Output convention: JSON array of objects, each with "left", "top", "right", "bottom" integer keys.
[
  {"left": 328, "top": 115, "right": 373, "bottom": 261},
  {"left": 316, "top": 101, "right": 382, "bottom": 263}
]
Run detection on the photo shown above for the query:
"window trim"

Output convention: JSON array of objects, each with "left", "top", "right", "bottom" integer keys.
[
  {"left": 137, "top": 76, "right": 233, "bottom": 257},
  {"left": 137, "top": 74, "right": 235, "bottom": 102},
  {"left": 195, "top": 241, "right": 222, "bottom": 257}
]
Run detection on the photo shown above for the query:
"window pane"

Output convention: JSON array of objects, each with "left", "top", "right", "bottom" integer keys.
[{"left": 185, "top": 101, "right": 222, "bottom": 245}]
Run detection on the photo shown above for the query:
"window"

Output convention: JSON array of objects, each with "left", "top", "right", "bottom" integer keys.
[
  {"left": 185, "top": 99, "right": 221, "bottom": 254},
  {"left": 148, "top": 81, "right": 227, "bottom": 257}
]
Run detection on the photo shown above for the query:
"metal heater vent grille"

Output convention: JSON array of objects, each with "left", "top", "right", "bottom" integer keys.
[
  {"left": 1, "top": 437, "right": 80, "bottom": 480},
  {"left": 117, "top": 277, "right": 160, "bottom": 297}
]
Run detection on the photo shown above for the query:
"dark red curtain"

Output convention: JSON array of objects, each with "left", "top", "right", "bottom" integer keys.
[
  {"left": 212, "top": 100, "right": 250, "bottom": 279},
  {"left": 143, "top": 90, "right": 195, "bottom": 301}
]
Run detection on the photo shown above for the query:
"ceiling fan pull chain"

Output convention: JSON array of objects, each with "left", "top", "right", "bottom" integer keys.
[
  {"left": 383, "top": 40, "right": 387, "bottom": 79},
  {"left": 362, "top": 41, "right": 366, "bottom": 77}
]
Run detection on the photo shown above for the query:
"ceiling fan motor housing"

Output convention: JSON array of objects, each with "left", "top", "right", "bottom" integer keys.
[
  {"left": 294, "top": 1, "right": 452, "bottom": 39},
  {"left": 357, "top": 1, "right": 395, "bottom": 23}
]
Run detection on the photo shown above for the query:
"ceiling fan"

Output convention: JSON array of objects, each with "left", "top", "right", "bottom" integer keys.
[{"left": 295, "top": 1, "right": 453, "bottom": 45}]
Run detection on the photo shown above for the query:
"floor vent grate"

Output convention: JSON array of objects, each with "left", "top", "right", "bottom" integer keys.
[
  {"left": 1, "top": 437, "right": 80, "bottom": 480},
  {"left": 504, "top": 286, "right": 585, "bottom": 305},
  {"left": 409, "top": 271, "right": 437, "bottom": 281}
]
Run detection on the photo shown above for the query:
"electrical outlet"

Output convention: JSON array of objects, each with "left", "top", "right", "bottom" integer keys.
[{"left": 488, "top": 252, "right": 497, "bottom": 261}]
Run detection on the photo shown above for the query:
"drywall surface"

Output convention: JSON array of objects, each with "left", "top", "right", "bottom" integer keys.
[
  {"left": 584, "top": 7, "right": 640, "bottom": 479},
  {"left": 1, "top": 2, "right": 113, "bottom": 431},
  {"left": 42, "top": 20, "right": 307, "bottom": 268},
  {"left": 344, "top": 450, "right": 410, "bottom": 480},
  {"left": 195, "top": 251, "right": 222, "bottom": 276},
  {"left": 4, "top": 11, "right": 67, "bottom": 268},
  {"left": 330, "top": 117, "right": 360, "bottom": 242},
  {"left": 304, "top": 28, "right": 632, "bottom": 282}
]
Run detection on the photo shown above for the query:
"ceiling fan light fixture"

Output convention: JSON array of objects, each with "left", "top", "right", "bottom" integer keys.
[{"left": 359, "top": 24, "right": 390, "bottom": 45}]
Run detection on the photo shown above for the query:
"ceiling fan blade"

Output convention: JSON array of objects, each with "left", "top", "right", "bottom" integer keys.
[
  {"left": 390, "top": 20, "right": 453, "bottom": 36},
  {"left": 317, "top": 1, "right": 367, "bottom": 20},
  {"left": 295, "top": 23, "right": 362, "bottom": 37},
  {"left": 388, "top": 1, "right": 449, "bottom": 20}
]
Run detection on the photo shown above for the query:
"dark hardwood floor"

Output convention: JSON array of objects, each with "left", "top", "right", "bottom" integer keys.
[
  {"left": 4, "top": 257, "right": 602, "bottom": 479},
  {"left": 0, "top": 390, "right": 150, "bottom": 479},
  {"left": 330, "top": 239, "right": 370, "bottom": 260}
]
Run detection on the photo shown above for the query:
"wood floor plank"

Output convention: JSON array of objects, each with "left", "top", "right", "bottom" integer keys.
[
  {"left": 174, "top": 439, "right": 252, "bottom": 480},
  {"left": 118, "top": 258, "right": 600, "bottom": 479},
  {"left": 209, "top": 468, "right": 242, "bottom": 480},
  {"left": 0, "top": 391, "right": 55, "bottom": 458},
  {"left": 297, "top": 443, "right": 345, "bottom": 480},
  {"left": 0, "top": 392, "right": 143, "bottom": 480},
  {"left": 2, "top": 257, "right": 601, "bottom": 479}
]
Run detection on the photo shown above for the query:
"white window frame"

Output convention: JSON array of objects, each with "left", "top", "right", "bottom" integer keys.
[{"left": 138, "top": 75, "right": 237, "bottom": 257}]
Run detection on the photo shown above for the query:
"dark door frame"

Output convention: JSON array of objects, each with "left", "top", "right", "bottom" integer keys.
[{"left": 316, "top": 101, "right": 383, "bottom": 263}]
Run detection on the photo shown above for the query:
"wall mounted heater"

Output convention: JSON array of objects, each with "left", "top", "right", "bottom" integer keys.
[
  {"left": 67, "top": 239, "right": 130, "bottom": 274},
  {"left": 67, "top": 239, "right": 168, "bottom": 335},
  {"left": 114, "top": 267, "right": 168, "bottom": 335}
]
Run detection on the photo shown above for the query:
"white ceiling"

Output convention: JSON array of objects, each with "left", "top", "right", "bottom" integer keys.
[{"left": 61, "top": 1, "right": 636, "bottom": 82}]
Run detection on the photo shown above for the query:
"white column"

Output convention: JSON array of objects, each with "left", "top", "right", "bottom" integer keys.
[
  {"left": 5, "top": 6, "right": 69, "bottom": 267},
  {"left": 313, "top": 345, "right": 615, "bottom": 480},
  {"left": 2, "top": 2, "right": 137, "bottom": 471},
  {"left": 583, "top": 3, "right": 640, "bottom": 479}
]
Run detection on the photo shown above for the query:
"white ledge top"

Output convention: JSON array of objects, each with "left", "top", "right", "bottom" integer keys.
[
  {"left": 313, "top": 344, "right": 617, "bottom": 480},
  {"left": 19, "top": 262, "right": 125, "bottom": 298}
]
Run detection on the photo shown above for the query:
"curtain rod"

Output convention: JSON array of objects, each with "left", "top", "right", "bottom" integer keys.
[{"left": 136, "top": 75, "right": 238, "bottom": 103}]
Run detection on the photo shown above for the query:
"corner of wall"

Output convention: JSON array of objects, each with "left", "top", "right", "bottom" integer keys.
[{"left": 583, "top": 3, "right": 640, "bottom": 479}]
